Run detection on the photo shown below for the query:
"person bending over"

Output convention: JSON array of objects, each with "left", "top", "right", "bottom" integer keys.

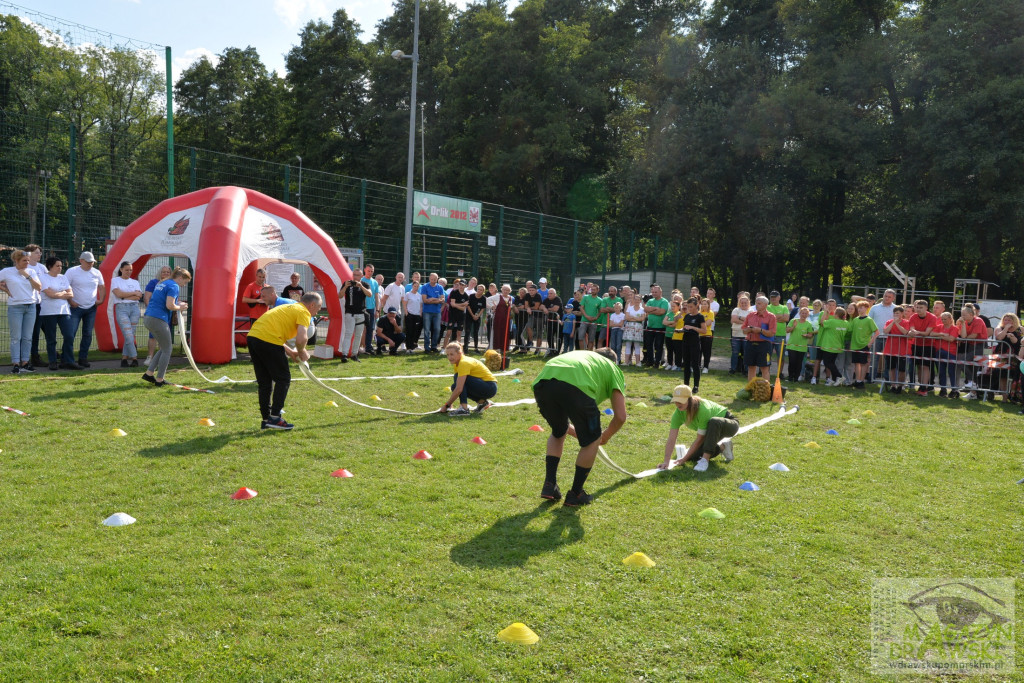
[
  {"left": 442, "top": 341, "right": 498, "bottom": 416},
  {"left": 659, "top": 384, "right": 739, "bottom": 473},
  {"left": 532, "top": 348, "right": 627, "bottom": 506}
]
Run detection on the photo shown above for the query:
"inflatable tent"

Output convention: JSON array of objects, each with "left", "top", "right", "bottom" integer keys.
[{"left": 96, "top": 186, "right": 352, "bottom": 364}]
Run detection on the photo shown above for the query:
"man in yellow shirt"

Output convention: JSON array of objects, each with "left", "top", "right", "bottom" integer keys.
[
  {"left": 442, "top": 341, "right": 498, "bottom": 415},
  {"left": 248, "top": 292, "right": 322, "bottom": 430}
]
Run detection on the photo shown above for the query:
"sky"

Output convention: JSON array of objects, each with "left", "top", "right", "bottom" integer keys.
[{"left": 7, "top": 0, "right": 520, "bottom": 81}]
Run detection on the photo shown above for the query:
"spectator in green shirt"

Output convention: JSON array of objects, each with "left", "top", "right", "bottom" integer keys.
[
  {"left": 643, "top": 284, "right": 670, "bottom": 367},
  {"left": 767, "top": 290, "right": 790, "bottom": 368},
  {"left": 578, "top": 284, "right": 603, "bottom": 350},
  {"left": 785, "top": 307, "right": 816, "bottom": 382},
  {"left": 848, "top": 300, "right": 879, "bottom": 389},
  {"left": 598, "top": 286, "right": 624, "bottom": 347},
  {"left": 533, "top": 349, "right": 627, "bottom": 506}
]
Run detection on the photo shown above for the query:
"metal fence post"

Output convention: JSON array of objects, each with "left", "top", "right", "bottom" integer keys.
[
  {"left": 441, "top": 237, "right": 448, "bottom": 276},
  {"left": 472, "top": 234, "right": 480, "bottom": 276},
  {"left": 570, "top": 220, "right": 578, "bottom": 291},
  {"left": 496, "top": 206, "right": 504, "bottom": 281},
  {"left": 358, "top": 179, "right": 367, "bottom": 253},
  {"left": 283, "top": 165, "right": 291, "bottom": 203},
  {"left": 535, "top": 215, "right": 543, "bottom": 277},
  {"left": 601, "top": 224, "right": 608, "bottom": 290},
  {"left": 67, "top": 123, "right": 76, "bottom": 259},
  {"left": 189, "top": 147, "right": 197, "bottom": 193},
  {"left": 674, "top": 238, "right": 681, "bottom": 290},
  {"left": 627, "top": 230, "right": 634, "bottom": 284}
]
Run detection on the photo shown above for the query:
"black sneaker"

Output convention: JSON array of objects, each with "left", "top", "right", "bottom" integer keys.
[
  {"left": 142, "top": 373, "right": 156, "bottom": 384},
  {"left": 474, "top": 400, "right": 492, "bottom": 413},
  {"left": 564, "top": 489, "right": 593, "bottom": 507},
  {"left": 129, "top": 359, "right": 139, "bottom": 367},
  {"left": 153, "top": 380, "right": 168, "bottom": 387},
  {"left": 10, "top": 365, "right": 20, "bottom": 375},
  {"left": 48, "top": 362, "right": 59, "bottom": 370},
  {"left": 349, "top": 355, "right": 361, "bottom": 363},
  {"left": 79, "top": 361, "right": 91, "bottom": 368},
  {"left": 20, "top": 365, "right": 35, "bottom": 373},
  {"left": 541, "top": 480, "right": 562, "bottom": 501},
  {"left": 339, "top": 356, "right": 348, "bottom": 363},
  {"left": 938, "top": 388, "right": 948, "bottom": 398},
  {"left": 121, "top": 359, "right": 129, "bottom": 367},
  {"left": 264, "top": 415, "right": 294, "bottom": 430},
  {"left": 949, "top": 390, "right": 960, "bottom": 399}
]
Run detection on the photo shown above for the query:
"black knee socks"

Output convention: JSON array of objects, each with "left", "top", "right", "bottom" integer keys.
[
  {"left": 545, "top": 455, "right": 560, "bottom": 483},
  {"left": 570, "top": 465, "right": 592, "bottom": 495}
]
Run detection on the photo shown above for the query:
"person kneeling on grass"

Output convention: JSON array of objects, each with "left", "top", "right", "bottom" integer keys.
[
  {"left": 658, "top": 384, "right": 739, "bottom": 473},
  {"left": 533, "top": 348, "right": 627, "bottom": 507},
  {"left": 441, "top": 341, "right": 498, "bottom": 416},
  {"left": 247, "top": 293, "right": 323, "bottom": 431}
]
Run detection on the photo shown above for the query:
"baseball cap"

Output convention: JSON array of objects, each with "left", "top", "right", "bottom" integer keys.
[
  {"left": 387, "top": 306, "right": 398, "bottom": 313},
  {"left": 670, "top": 384, "right": 693, "bottom": 405},
  {"left": 539, "top": 277, "right": 547, "bottom": 284},
  {"left": 80, "top": 251, "right": 96, "bottom": 263},
  {"left": 565, "top": 304, "right": 574, "bottom": 310},
  {"left": 769, "top": 290, "right": 781, "bottom": 297}
]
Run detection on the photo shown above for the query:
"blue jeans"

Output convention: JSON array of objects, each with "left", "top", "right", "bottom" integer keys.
[
  {"left": 7, "top": 303, "right": 36, "bottom": 364},
  {"left": 560, "top": 332, "right": 575, "bottom": 354},
  {"left": 363, "top": 309, "right": 376, "bottom": 353},
  {"left": 115, "top": 302, "right": 141, "bottom": 358},
  {"left": 936, "top": 348, "right": 955, "bottom": 389},
  {"left": 422, "top": 311, "right": 441, "bottom": 351},
  {"left": 66, "top": 305, "right": 97, "bottom": 364},
  {"left": 608, "top": 327, "right": 623, "bottom": 361},
  {"left": 39, "top": 314, "right": 74, "bottom": 364},
  {"left": 451, "top": 374, "right": 498, "bottom": 405},
  {"left": 730, "top": 337, "right": 746, "bottom": 373}
]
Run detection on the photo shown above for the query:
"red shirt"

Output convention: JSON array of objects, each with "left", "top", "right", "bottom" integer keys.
[
  {"left": 905, "top": 312, "right": 939, "bottom": 347},
  {"left": 744, "top": 310, "right": 776, "bottom": 342},
  {"left": 960, "top": 316, "right": 987, "bottom": 342},
  {"left": 883, "top": 318, "right": 911, "bottom": 356},
  {"left": 936, "top": 323, "right": 960, "bottom": 355},
  {"left": 243, "top": 282, "right": 268, "bottom": 319}
]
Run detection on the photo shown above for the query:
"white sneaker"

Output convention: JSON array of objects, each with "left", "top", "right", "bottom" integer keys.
[
  {"left": 810, "top": 377, "right": 817, "bottom": 385},
  {"left": 702, "top": 367, "right": 709, "bottom": 374},
  {"left": 966, "top": 391, "right": 978, "bottom": 400},
  {"left": 693, "top": 458, "right": 709, "bottom": 472},
  {"left": 718, "top": 438, "right": 734, "bottom": 462},
  {"left": 143, "top": 357, "right": 152, "bottom": 366}
]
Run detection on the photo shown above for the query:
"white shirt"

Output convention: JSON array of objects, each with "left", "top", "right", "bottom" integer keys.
[
  {"left": 39, "top": 272, "right": 71, "bottom": 316},
  {"left": 709, "top": 300, "right": 720, "bottom": 314},
  {"left": 868, "top": 302, "right": 895, "bottom": 330},
  {"left": 111, "top": 276, "right": 142, "bottom": 304},
  {"left": 383, "top": 282, "right": 405, "bottom": 313},
  {"left": 609, "top": 312, "right": 625, "bottom": 327},
  {"left": 402, "top": 289, "right": 423, "bottom": 316},
  {"left": 66, "top": 265, "right": 105, "bottom": 308},
  {"left": 30, "top": 262, "right": 47, "bottom": 303},
  {"left": 731, "top": 307, "right": 751, "bottom": 337},
  {"left": 626, "top": 303, "right": 645, "bottom": 320},
  {"left": 0, "top": 266, "right": 40, "bottom": 305}
]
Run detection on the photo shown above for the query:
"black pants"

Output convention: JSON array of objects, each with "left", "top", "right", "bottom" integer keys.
[
  {"left": 787, "top": 349, "right": 805, "bottom": 382},
  {"left": 405, "top": 314, "right": 422, "bottom": 349},
  {"left": 546, "top": 317, "right": 560, "bottom": 351},
  {"left": 465, "top": 316, "right": 481, "bottom": 350},
  {"left": 31, "top": 302, "right": 42, "bottom": 361},
  {"left": 665, "top": 338, "right": 681, "bottom": 367},
  {"left": 515, "top": 311, "right": 528, "bottom": 349},
  {"left": 248, "top": 336, "right": 291, "bottom": 421},
  {"left": 700, "top": 336, "right": 713, "bottom": 369},
  {"left": 643, "top": 328, "right": 664, "bottom": 366},
  {"left": 682, "top": 336, "right": 701, "bottom": 386},
  {"left": 821, "top": 350, "right": 840, "bottom": 380}
]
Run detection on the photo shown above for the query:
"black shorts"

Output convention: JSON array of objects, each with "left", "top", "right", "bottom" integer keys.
[
  {"left": 533, "top": 378, "right": 603, "bottom": 448},
  {"left": 914, "top": 344, "right": 934, "bottom": 360},
  {"left": 886, "top": 356, "right": 907, "bottom": 373},
  {"left": 851, "top": 350, "right": 869, "bottom": 364}
]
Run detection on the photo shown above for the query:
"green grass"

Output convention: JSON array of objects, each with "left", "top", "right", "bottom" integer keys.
[{"left": 0, "top": 354, "right": 1021, "bottom": 681}]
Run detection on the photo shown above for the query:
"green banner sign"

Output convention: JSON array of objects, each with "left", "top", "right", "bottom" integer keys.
[{"left": 413, "top": 191, "right": 482, "bottom": 233}]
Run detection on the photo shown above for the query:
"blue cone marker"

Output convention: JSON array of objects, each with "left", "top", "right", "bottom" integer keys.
[
  {"left": 826, "top": 429, "right": 839, "bottom": 435},
  {"left": 604, "top": 408, "right": 614, "bottom": 416},
  {"left": 739, "top": 481, "right": 760, "bottom": 491}
]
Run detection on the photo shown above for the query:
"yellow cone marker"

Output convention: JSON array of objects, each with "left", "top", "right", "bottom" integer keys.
[
  {"left": 109, "top": 428, "right": 127, "bottom": 437},
  {"left": 804, "top": 441, "right": 821, "bottom": 449},
  {"left": 635, "top": 402, "right": 648, "bottom": 408},
  {"left": 370, "top": 395, "right": 382, "bottom": 402},
  {"left": 698, "top": 507, "right": 725, "bottom": 519},
  {"left": 497, "top": 622, "right": 539, "bottom": 645},
  {"left": 863, "top": 410, "right": 876, "bottom": 417},
  {"left": 199, "top": 418, "right": 215, "bottom": 427},
  {"left": 623, "top": 552, "right": 655, "bottom": 567},
  {"left": 407, "top": 391, "right": 420, "bottom": 398},
  {"left": 325, "top": 401, "right": 338, "bottom": 407}
]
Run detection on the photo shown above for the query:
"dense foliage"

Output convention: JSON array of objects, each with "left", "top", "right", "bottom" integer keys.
[{"left": 1, "top": 0, "right": 1021, "bottom": 299}]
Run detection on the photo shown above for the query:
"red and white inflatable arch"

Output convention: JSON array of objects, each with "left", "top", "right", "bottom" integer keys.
[{"left": 96, "top": 186, "right": 352, "bottom": 364}]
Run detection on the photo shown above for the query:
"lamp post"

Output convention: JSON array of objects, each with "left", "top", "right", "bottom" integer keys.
[
  {"left": 392, "top": 0, "right": 421, "bottom": 277},
  {"left": 39, "top": 169, "right": 52, "bottom": 253},
  {"left": 295, "top": 155, "right": 303, "bottom": 211}
]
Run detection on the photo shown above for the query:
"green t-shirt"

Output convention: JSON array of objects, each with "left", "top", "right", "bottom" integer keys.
[
  {"left": 848, "top": 315, "right": 878, "bottom": 351},
  {"left": 670, "top": 398, "right": 729, "bottom": 434},
  {"left": 599, "top": 296, "right": 623, "bottom": 325},
  {"left": 767, "top": 303, "right": 789, "bottom": 318},
  {"left": 580, "top": 294, "right": 602, "bottom": 321},
  {"left": 645, "top": 297, "right": 670, "bottom": 329},
  {"left": 533, "top": 350, "right": 625, "bottom": 404},
  {"left": 819, "top": 317, "right": 850, "bottom": 353},
  {"left": 786, "top": 320, "right": 815, "bottom": 352}
]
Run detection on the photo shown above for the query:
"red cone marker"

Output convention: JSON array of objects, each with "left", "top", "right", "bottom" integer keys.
[
  {"left": 231, "top": 487, "right": 258, "bottom": 500},
  {"left": 331, "top": 468, "right": 354, "bottom": 478},
  {"left": 471, "top": 436, "right": 487, "bottom": 445},
  {"left": 414, "top": 450, "right": 432, "bottom": 460}
]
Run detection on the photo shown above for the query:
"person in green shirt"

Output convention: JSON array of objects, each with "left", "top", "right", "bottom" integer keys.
[
  {"left": 533, "top": 349, "right": 627, "bottom": 506},
  {"left": 658, "top": 384, "right": 739, "bottom": 473},
  {"left": 766, "top": 290, "right": 790, "bottom": 369},
  {"left": 598, "top": 286, "right": 624, "bottom": 347},
  {"left": 818, "top": 308, "right": 851, "bottom": 386},
  {"left": 848, "top": 300, "right": 879, "bottom": 389},
  {"left": 643, "top": 285, "right": 670, "bottom": 367},
  {"left": 785, "top": 306, "right": 816, "bottom": 382},
  {"left": 578, "top": 285, "right": 603, "bottom": 350}
]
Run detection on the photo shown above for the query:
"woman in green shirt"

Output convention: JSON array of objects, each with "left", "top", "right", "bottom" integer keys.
[
  {"left": 658, "top": 384, "right": 739, "bottom": 473},
  {"left": 785, "top": 307, "right": 816, "bottom": 382}
]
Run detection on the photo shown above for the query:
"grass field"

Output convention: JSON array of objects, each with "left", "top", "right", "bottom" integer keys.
[{"left": 0, "top": 352, "right": 1020, "bottom": 681}]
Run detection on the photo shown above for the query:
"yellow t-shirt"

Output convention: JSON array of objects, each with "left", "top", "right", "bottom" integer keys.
[
  {"left": 672, "top": 316, "right": 686, "bottom": 341},
  {"left": 701, "top": 310, "right": 715, "bottom": 336},
  {"left": 454, "top": 355, "right": 496, "bottom": 382},
  {"left": 248, "top": 303, "right": 312, "bottom": 346}
]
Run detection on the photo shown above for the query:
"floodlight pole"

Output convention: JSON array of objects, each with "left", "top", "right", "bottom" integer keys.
[
  {"left": 296, "top": 155, "right": 303, "bottom": 210},
  {"left": 395, "top": 0, "right": 421, "bottom": 277}
]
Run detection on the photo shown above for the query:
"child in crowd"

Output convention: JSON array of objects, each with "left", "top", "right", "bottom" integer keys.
[
  {"left": 608, "top": 302, "right": 625, "bottom": 363},
  {"left": 934, "top": 310, "right": 960, "bottom": 398},
  {"left": 699, "top": 298, "right": 715, "bottom": 374},
  {"left": 785, "top": 306, "right": 815, "bottom": 382},
  {"left": 560, "top": 304, "right": 577, "bottom": 355},
  {"left": 848, "top": 300, "right": 879, "bottom": 389},
  {"left": 883, "top": 305, "right": 910, "bottom": 393},
  {"left": 663, "top": 300, "right": 682, "bottom": 371},
  {"left": 681, "top": 297, "right": 706, "bottom": 390},
  {"left": 818, "top": 307, "right": 850, "bottom": 386}
]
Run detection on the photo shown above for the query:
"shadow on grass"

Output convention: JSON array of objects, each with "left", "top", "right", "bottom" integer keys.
[
  {"left": 138, "top": 430, "right": 256, "bottom": 458},
  {"left": 29, "top": 383, "right": 146, "bottom": 401},
  {"left": 647, "top": 460, "right": 730, "bottom": 486}
]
